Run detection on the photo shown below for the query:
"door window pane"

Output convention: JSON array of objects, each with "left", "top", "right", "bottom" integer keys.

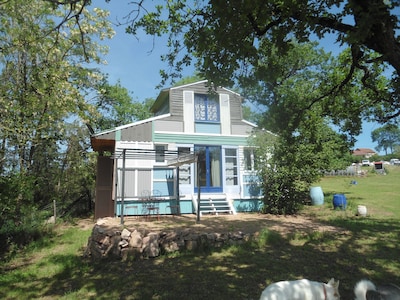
[
  {"left": 209, "top": 147, "right": 221, "bottom": 186},
  {"left": 194, "top": 146, "right": 221, "bottom": 191},
  {"left": 225, "top": 148, "right": 238, "bottom": 186}
]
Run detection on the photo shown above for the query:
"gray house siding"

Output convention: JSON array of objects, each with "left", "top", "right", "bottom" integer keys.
[
  {"left": 120, "top": 122, "right": 153, "bottom": 142},
  {"left": 229, "top": 92, "right": 244, "bottom": 124},
  {"left": 153, "top": 120, "right": 183, "bottom": 132},
  {"left": 169, "top": 88, "right": 184, "bottom": 120},
  {"left": 232, "top": 122, "right": 255, "bottom": 135}
]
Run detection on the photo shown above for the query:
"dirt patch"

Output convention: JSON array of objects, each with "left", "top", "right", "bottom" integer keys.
[{"left": 80, "top": 213, "right": 344, "bottom": 235}]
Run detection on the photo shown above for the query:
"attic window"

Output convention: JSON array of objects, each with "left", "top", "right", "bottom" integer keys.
[{"left": 194, "top": 94, "right": 219, "bottom": 122}]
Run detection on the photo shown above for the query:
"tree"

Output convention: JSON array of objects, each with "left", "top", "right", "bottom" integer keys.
[
  {"left": 172, "top": 75, "right": 205, "bottom": 87},
  {"left": 0, "top": 0, "right": 113, "bottom": 174},
  {"left": 245, "top": 42, "right": 352, "bottom": 213},
  {"left": 242, "top": 105, "right": 262, "bottom": 125},
  {"left": 0, "top": 0, "right": 113, "bottom": 251},
  {"left": 90, "top": 77, "right": 154, "bottom": 131},
  {"left": 242, "top": 41, "right": 384, "bottom": 138},
  {"left": 371, "top": 124, "right": 400, "bottom": 155},
  {"left": 120, "top": 0, "right": 399, "bottom": 125},
  {"left": 43, "top": 0, "right": 400, "bottom": 127},
  {"left": 57, "top": 121, "right": 97, "bottom": 216}
]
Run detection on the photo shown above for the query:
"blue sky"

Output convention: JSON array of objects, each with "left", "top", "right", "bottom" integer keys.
[{"left": 95, "top": 1, "right": 383, "bottom": 154}]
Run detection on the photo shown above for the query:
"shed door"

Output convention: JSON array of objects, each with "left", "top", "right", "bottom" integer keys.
[{"left": 95, "top": 156, "right": 114, "bottom": 218}]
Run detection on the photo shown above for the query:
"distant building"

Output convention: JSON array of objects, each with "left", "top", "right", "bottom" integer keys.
[{"left": 352, "top": 148, "right": 377, "bottom": 158}]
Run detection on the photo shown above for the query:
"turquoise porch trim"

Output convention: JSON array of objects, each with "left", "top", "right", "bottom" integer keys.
[
  {"left": 233, "top": 198, "right": 263, "bottom": 212},
  {"left": 116, "top": 198, "right": 262, "bottom": 215},
  {"left": 153, "top": 132, "right": 249, "bottom": 146},
  {"left": 115, "top": 129, "right": 121, "bottom": 141},
  {"left": 115, "top": 198, "right": 194, "bottom": 216}
]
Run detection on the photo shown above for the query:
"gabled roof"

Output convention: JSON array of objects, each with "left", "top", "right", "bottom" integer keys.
[
  {"left": 92, "top": 113, "right": 171, "bottom": 138},
  {"left": 90, "top": 114, "right": 170, "bottom": 152},
  {"left": 352, "top": 148, "right": 377, "bottom": 156},
  {"left": 151, "top": 80, "right": 242, "bottom": 113}
]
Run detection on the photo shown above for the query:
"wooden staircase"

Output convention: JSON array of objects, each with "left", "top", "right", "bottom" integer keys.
[{"left": 192, "top": 194, "right": 236, "bottom": 216}]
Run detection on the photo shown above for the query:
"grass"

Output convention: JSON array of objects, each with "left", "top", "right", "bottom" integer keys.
[
  {"left": 1, "top": 166, "right": 399, "bottom": 299},
  {"left": 315, "top": 165, "right": 400, "bottom": 219}
]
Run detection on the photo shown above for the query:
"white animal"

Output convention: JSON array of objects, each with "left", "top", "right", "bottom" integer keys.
[
  {"left": 259, "top": 278, "right": 340, "bottom": 300},
  {"left": 354, "top": 279, "right": 400, "bottom": 300}
]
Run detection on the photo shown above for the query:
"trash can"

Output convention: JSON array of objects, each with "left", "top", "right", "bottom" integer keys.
[
  {"left": 333, "top": 194, "right": 347, "bottom": 210},
  {"left": 310, "top": 186, "right": 324, "bottom": 205}
]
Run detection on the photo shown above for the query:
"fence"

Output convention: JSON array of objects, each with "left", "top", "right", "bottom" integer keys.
[{"left": 323, "top": 165, "right": 367, "bottom": 177}]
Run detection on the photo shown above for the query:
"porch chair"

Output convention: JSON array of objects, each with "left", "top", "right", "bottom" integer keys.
[{"left": 145, "top": 189, "right": 161, "bottom": 220}]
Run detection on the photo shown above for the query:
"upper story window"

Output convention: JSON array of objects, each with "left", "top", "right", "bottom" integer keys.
[
  {"left": 155, "top": 145, "right": 166, "bottom": 163},
  {"left": 194, "top": 94, "right": 220, "bottom": 122}
]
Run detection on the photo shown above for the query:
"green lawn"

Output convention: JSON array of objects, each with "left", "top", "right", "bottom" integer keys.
[
  {"left": 1, "top": 167, "right": 399, "bottom": 300},
  {"left": 317, "top": 165, "right": 400, "bottom": 219}
]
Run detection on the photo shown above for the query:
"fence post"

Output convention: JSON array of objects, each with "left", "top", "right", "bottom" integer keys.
[{"left": 53, "top": 200, "right": 56, "bottom": 222}]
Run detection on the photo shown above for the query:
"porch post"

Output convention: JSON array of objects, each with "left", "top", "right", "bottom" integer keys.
[
  {"left": 113, "top": 157, "right": 118, "bottom": 218},
  {"left": 176, "top": 166, "right": 181, "bottom": 215},
  {"left": 196, "top": 154, "right": 201, "bottom": 223},
  {"left": 120, "top": 149, "right": 126, "bottom": 225}
]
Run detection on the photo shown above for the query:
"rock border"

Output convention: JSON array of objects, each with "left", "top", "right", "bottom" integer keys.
[{"left": 84, "top": 218, "right": 254, "bottom": 261}]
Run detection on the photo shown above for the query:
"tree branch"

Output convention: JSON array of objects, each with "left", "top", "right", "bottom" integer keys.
[{"left": 247, "top": 13, "right": 282, "bottom": 37}]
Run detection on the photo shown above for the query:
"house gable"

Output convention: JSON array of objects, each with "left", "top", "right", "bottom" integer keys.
[
  {"left": 151, "top": 80, "right": 256, "bottom": 137},
  {"left": 352, "top": 148, "right": 377, "bottom": 158},
  {"left": 91, "top": 81, "right": 257, "bottom": 146}
]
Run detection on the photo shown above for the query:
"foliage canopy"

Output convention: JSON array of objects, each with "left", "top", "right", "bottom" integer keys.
[{"left": 120, "top": 0, "right": 400, "bottom": 126}]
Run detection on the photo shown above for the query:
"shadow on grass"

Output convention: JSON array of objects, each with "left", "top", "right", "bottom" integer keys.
[{"left": 1, "top": 217, "right": 399, "bottom": 300}]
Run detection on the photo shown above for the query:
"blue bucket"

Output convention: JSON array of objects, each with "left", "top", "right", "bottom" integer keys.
[
  {"left": 310, "top": 186, "right": 324, "bottom": 205},
  {"left": 333, "top": 194, "right": 347, "bottom": 210}
]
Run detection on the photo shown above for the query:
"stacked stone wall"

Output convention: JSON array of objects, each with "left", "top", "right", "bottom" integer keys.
[{"left": 84, "top": 218, "right": 254, "bottom": 261}]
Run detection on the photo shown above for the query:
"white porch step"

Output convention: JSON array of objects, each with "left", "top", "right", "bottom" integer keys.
[{"left": 192, "top": 194, "right": 236, "bottom": 216}]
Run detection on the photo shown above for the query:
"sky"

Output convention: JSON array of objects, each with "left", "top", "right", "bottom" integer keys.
[{"left": 94, "top": 1, "right": 383, "bottom": 154}]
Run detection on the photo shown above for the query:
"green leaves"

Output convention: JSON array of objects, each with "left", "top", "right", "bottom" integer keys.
[
  {"left": 371, "top": 124, "right": 400, "bottom": 154},
  {"left": 129, "top": 0, "right": 400, "bottom": 121},
  {"left": 0, "top": 1, "right": 116, "bottom": 238}
]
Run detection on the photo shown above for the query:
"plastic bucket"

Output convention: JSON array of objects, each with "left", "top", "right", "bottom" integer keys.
[
  {"left": 357, "top": 205, "right": 367, "bottom": 217},
  {"left": 310, "top": 186, "right": 324, "bottom": 205},
  {"left": 333, "top": 194, "right": 347, "bottom": 210}
]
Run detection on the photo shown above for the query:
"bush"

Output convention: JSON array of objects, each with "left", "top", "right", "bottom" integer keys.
[
  {"left": 261, "top": 166, "right": 309, "bottom": 215},
  {"left": 0, "top": 174, "right": 50, "bottom": 259}
]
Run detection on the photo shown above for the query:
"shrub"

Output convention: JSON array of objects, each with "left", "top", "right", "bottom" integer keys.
[{"left": 260, "top": 166, "right": 309, "bottom": 214}]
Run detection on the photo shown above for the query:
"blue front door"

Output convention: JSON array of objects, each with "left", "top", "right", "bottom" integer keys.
[{"left": 194, "top": 145, "right": 222, "bottom": 193}]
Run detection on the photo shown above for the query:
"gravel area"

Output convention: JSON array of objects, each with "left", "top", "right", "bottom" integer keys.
[{"left": 79, "top": 212, "right": 344, "bottom": 235}]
